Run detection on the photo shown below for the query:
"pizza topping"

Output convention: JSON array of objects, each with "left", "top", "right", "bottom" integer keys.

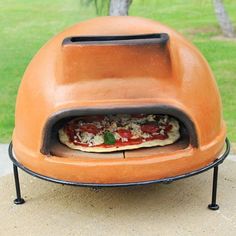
[
  {"left": 80, "top": 124, "right": 100, "bottom": 135},
  {"left": 64, "top": 125, "right": 77, "bottom": 143},
  {"left": 104, "top": 131, "right": 116, "bottom": 145},
  {"left": 128, "top": 138, "right": 143, "bottom": 145},
  {"left": 117, "top": 129, "right": 132, "bottom": 139},
  {"left": 141, "top": 133, "right": 151, "bottom": 139},
  {"left": 92, "top": 135, "right": 104, "bottom": 146},
  {"left": 59, "top": 114, "right": 180, "bottom": 150},
  {"left": 146, "top": 114, "right": 156, "bottom": 122},
  {"left": 141, "top": 123, "right": 159, "bottom": 134},
  {"left": 113, "top": 132, "right": 121, "bottom": 140},
  {"left": 164, "top": 124, "right": 173, "bottom": 132},
  {"left": 80, "top": 132, "right": 94, "bottom": 143},
  {"left": 108, "top": 121, "right": 117, "bottom": 132}
]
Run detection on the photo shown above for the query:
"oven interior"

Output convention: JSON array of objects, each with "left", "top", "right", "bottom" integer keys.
[{"left": 42, "top": 109, "right": 196, "bottom": 159}]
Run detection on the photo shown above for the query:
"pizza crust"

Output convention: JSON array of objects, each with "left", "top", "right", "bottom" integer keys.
[{"left": 58, "top": 120, "right": 180, "bottom": 153}]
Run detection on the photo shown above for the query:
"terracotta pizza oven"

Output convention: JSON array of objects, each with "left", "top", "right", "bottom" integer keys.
[{"left": 12, "top": 16, "right": 227, "bottom": 186}]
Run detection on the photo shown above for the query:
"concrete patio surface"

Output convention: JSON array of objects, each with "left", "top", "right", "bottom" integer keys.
[
  {"left": 0, "top": 144, "right": 12, "bottom": 177},
  {"left": 0, "top": 144, "right": 236, "bottom": 236}
]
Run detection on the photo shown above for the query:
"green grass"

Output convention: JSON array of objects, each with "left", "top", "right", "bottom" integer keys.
[{"left": 0, "top": 0, "right": 235, "bottom": 142}]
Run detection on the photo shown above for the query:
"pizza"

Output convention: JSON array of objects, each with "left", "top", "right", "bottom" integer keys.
[{"left": 58, "top": 114, "right": 180, "bottom": 153}]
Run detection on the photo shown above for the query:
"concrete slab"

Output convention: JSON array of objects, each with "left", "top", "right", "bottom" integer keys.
[
  {"left": 0, "top": 144, "right": 12, "bottom": 177},
  {"left": 0, "top": 160, "right": 236, "bottom": 236},
  {"left": 227, "top": 154, "right": 236, "bottom": 162},
  {"left": 0, "top": 143, "right": 236, "bottom": 235}
]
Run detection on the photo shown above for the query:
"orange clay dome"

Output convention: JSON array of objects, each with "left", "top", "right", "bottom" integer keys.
[{"left": 12, "top": 16, "right": 226, "bottom": 184}]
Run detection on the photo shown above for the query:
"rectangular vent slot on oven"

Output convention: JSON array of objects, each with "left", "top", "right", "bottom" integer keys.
[{"left": 62, "top": 33, "right": 169, "bottom": 45}]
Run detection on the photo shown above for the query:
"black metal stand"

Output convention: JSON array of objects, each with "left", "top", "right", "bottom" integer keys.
[
  {"left": 9, "top": 138, "right": 230, "bottom": 209},
  {"left": 13, "top": 164, "right": 25, "bottom": 205},
  {"left": 208, "top": 166, "right": 219, "bottom": 210}
]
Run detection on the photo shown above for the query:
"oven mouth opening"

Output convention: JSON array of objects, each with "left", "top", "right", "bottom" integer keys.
[{"left": 41, "top": 106, "right": 198, "bottom": 158}]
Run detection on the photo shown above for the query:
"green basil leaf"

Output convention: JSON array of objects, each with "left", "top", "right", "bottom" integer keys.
[{"left": 104, "top": 131, "right": 116, "bottom": 145}]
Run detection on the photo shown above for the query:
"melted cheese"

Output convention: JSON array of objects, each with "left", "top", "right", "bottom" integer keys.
[
  {"left": 80, "top": 132, "right": 94, "bottom": 143},
  {"left": 92, "top": 135, "right": 104, "bottom": 145}
]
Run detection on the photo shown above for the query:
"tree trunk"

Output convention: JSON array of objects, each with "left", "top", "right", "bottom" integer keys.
[
  {"left": 213, "top": 0, "right": 235, "bottom": 38},
  {"left": 109, "top": 0, "right": 132, "bottom": 16}
]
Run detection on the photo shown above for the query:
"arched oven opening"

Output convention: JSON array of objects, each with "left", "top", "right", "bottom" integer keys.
[{"left": 41, "top": 106, "right": 198, "bottom": 158}]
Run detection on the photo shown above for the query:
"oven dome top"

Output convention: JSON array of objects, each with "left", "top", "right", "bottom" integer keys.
[{"left": 18, "top": 16, "right": 221, "bottom": 106}]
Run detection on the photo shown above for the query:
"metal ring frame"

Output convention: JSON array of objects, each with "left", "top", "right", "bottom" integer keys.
[
  {"left": 9, "top": 138, "right": 230, "bottom": 209},
  {"left": 9, "top": 138, "right": 230, "bottom": 187}
]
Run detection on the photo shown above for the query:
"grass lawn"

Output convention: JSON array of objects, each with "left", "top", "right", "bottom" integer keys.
[{"left": 0, "top": 0, "right": 235, "bottom": 143}]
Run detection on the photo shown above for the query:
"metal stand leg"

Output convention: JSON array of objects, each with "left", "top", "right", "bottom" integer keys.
[
  {"left": 208, "top": 166, "right": 219, "bottom": 210},
  {"left": 13, "top": 164, "right": 25, "bottom": 205}
]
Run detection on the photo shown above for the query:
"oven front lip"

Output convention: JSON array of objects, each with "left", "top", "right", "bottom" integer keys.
[
  {"left": 9, "top": 138, "right": 230, "bottom": 187},
  {"left": 41, "top": 105, "right": 199, "bottom": 155}
]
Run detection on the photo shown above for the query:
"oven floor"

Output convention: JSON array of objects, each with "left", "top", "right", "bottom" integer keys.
[{"left": 50, "top": 138, "right": 189, "bottom": 159}]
